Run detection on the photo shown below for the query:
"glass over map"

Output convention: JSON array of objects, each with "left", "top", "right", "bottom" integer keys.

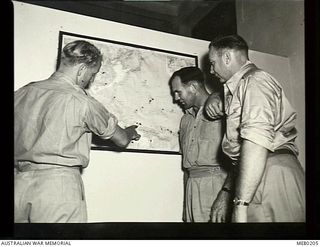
[{"left": 59, "top": 32, "right": 197, "bottom": 153}]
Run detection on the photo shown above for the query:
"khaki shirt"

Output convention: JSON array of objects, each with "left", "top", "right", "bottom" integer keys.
[
  {"left": 222, "top": 62, "right": 299, "bottom": 162},
  {"left": 14, "top": 71, "right": 118, "bottom": 168},
  {"left": 179, "top": 106, "right": 223, "bottom": 169}
]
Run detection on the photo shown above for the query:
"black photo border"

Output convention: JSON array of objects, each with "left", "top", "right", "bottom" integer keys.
[{"left": 5, "top": 0, "right": 319, "bottom": 240}]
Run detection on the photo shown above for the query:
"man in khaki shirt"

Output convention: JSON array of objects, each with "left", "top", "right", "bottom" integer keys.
[
  {"left": 205, "top": 34, "right": 305, "bottom": 222},
  {"left": 170, "top": 67, "right": 230, "bottom": 222},
  {"left": 14, "top": 40, "right": 141, "bottom": 223}
]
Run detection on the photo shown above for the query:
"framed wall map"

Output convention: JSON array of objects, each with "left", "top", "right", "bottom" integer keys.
[{"left": 58, "top": 31, "right": 198, "bottom": 154}]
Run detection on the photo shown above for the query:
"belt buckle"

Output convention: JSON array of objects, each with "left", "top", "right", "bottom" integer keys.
[{"left": 210, "top": 166, "right": 220, "bottom": 173}]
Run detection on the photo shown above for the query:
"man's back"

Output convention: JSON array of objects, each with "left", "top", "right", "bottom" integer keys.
[{"left": 15, "top": 72, "right": 97, "bottom": 167}]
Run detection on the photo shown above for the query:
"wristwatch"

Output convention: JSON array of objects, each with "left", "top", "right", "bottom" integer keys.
[{"left": 233, "top": 197, "right": 250, "bottom": 206}]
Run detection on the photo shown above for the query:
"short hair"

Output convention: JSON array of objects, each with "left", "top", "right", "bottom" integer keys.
[
  {"left": 171, "top": 66, "right": 204, "bottom": 86},
  {"left": 209, "top": 34, "right": 249, "bottom": 57},
  {"left": 60, "top": 40, "right": 102, "bottom": 68}
]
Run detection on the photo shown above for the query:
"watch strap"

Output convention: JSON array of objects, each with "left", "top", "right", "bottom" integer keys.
[{"left": 233, "top": 197, "right": 249, "bottom": 206}]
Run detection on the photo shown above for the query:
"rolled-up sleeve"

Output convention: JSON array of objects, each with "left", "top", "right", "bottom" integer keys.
[
  {"left": 240, "top": 76, "right": 278, "bottom": 151},
  {"left": 84, "top": 97, "right": 118, "bottom": 139}
]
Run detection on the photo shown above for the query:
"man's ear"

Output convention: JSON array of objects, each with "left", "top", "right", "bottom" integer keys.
[
  {"left": 223, "top": 51, "right": 231, "bottom": 66},
  {"left": 77, "top": 63, "right": 86, "bottom": 76},
  {"left": 189, "top": 81, "right": 198, "bottom": 92}
]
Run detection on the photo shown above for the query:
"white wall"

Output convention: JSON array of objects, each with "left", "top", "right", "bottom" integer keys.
[{"left": 14, "top": 1, "right": 293, "bottom": 222}]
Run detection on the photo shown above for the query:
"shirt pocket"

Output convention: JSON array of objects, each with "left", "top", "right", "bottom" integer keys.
[
  {"left": 199, "top": 120, "right": 222, "bottom": 141},
  {"left": 196, "top": 139, "right": 221, "bottom": 166}
]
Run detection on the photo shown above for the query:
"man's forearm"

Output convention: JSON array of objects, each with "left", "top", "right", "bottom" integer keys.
[
  {"left": 232, "top": 139, "right": 268, "bottom": 222},
  {"left": 221, "top": 168, "right": 235, "bottom": 192},
  {"left": 236, "top": 139, "right": 268, "bottom": 202}
]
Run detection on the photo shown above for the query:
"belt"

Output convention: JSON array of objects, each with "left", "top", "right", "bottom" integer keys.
[
  {"left": 15, "top": 161, "right": 82, "bottom": 172},
  {"left": 188, "top": 166, "right": 221, "bottom": 178},
  {"left": 271, "top": 149, "right": 296, "bottom": 156}
]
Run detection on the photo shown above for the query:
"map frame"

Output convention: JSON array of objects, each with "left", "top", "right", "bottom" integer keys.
[{"left": 57, "top": 31, "right": 198, "bottom": 155}]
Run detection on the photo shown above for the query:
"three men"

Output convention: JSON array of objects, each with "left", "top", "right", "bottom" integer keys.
[{"left": 14, "top": 35, "right": 305, "bottom": 223}]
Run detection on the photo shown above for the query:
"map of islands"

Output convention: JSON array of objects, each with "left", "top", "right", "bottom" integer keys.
[{"left": 61, "top": 32, "right": 197, "bottom": 153}]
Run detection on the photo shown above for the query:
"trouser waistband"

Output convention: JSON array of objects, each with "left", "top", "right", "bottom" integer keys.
[
  {"left": 230, "top": 149, "right": 296, "bottom": 167},
  {"left": 15, "top": 161, "right": 81, "bottom": 172},
  {"left": 270, "top": 149, "right": 296, "bottom": 157},
  {"left": 188, "top": 166, "right": 221, "bottom": 178}
]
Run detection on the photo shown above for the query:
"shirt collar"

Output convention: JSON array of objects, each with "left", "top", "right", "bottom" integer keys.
[
  {"left": 50, "top": 71, "right": 75, "bottom": 85},
  {"left": 186, "top": 106, "right": 201, "bottom": 117},
  {"left": 49, "top": 71, "right": 87, "bottom": 95},
  {"left": 186, "top": 105, "right": 210, "bottom": 121},
  {"left": 225, "top": 61, "right": 255, "bottom": 96}
]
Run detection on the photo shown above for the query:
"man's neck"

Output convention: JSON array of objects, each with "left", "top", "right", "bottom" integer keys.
[
  {"left": 192, "top": 89, "right": 209, "bottom": 113},
  {"left": 56, "top": 67, "right": 78, "bottom": 85},
  {"left": 232, "top": 58, "right": 249, "bottom": 75}
]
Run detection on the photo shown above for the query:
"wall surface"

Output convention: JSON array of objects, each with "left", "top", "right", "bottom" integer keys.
[
  {"left": 14, "top": 1, "right": 293, "bottom": 222},
  {"left": 236, "top": 0, "right": 305, "bottom": 168}
]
